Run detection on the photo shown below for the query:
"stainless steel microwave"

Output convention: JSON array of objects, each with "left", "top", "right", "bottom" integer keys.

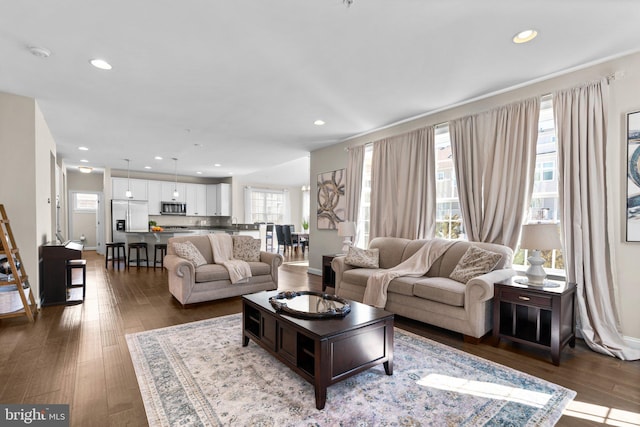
[{"left": 161, "top": 201, "right": 186, "bottom": 215}]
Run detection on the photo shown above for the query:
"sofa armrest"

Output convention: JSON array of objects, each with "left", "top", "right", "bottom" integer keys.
[
  {"left": 260, "top": 251, "right": 284, "bottom": 284},
  {"left": 466, "top": 268, "right": 516, "bottom": 302},
  {"left": 163, "top": 254, "right": 195, "bottom": 278},
  {"left": 331, "top": 256, "right": 355, "bottom": 295}
]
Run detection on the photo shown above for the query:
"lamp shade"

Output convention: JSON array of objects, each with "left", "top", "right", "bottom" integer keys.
[
  {"left": 519, "top": 223, "right": 561, "bottom": 251},
  {"left": 337, "top": 221, "right": 356, "bottom": 237}
]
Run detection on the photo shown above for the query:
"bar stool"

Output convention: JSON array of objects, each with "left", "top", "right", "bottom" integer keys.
[
  {"left": 105, "top": 242, "right": 126, "bottom": 270},
  {"left": 154, "top": 243, "right": 167, "bottom": 269},
  {"left": 128, "top": 242, "right": 149, "bottom": 269},
  {"left": 66, "top": 259, "right": 87, "bottom": 301}
]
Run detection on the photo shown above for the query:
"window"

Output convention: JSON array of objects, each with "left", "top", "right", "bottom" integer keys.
[
  {"left": 513, "top": 96, "right": 564, "bottom": 273},
  {"left": 355, "top": 144, "right": 373, "bottom": 248},
  {"left": 434, "top": 124, "right": 463, "bottom": 239},
  {"left": 73, "top": 193, "right": 98, "bottom": 212},
  {"left": 247, "top": 189, "right": 287, "bottom": 224}
]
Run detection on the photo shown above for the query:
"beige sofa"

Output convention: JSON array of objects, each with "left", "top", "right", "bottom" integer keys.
[
  {"left": 332, "top": 237, "right": 515, "bottom": 341},
  {"left": 164, "top": 234, "right": 283, "bottom": 306}
]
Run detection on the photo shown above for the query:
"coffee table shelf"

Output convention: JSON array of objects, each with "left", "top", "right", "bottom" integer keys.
[{"left": 242, "top": 291, "right": 394, "bottom": 409}]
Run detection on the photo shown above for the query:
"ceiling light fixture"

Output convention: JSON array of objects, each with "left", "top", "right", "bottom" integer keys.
[
  {"left": 78, "top": 146, "right": 89, "bottom": 151},
  {"left": 90, "top": 58, "right": 112, "bottom": 70},
  {"left": 343, "top": 0, "right": 353, "bottom": 6},
  {"left": 78, "top": 166, "right": 92, "bottom": 174},
  {"left": 513, "top": 29, "right": 538, "bottom": 44},
  {"left": 154, "top": 156, "right": 163, "bottom": 160},
  {"left": 28, "top": 46, "right": 51, "bottom": 58},
  {"left": 125, "top": 159, "right": 133, "bottom": 198},
  {"left": 214, "top": 163, "right": 221, "bottom": 167},
  {"left": 80, "top": 159, "right": 89, "bottom": 163},
  {"left": 314, "top": 119, "right": 326, "bottom": 126},
  {"left": 144, "top": 166, "right": 152, "bottom": 169},
  {"left": 172, "top": 158, "right": 179, "bottom": 199}
]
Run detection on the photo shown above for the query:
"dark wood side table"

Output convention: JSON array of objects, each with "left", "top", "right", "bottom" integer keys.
[
  {"left": 322, "top": 254, "right": 338, "bottom": 291},
  {"left": 493, "top": 279, "right": 576, "bottom": 365}
]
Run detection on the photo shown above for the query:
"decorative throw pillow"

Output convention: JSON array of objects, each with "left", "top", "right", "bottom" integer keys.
[
  {"left": 449, "top": 245, "right": 502, "bottom": 283},
  {"left": 345, "top": 246, "right": 380, "bottom": 269},
  {"left": 233, "top": 236, "right": 261, "bottom": 262},
  {"left": 173, "top": 241, "right": 208, "bottom": 267}
]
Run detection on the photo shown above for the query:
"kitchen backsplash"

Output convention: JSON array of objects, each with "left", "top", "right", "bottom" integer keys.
[{"left": 149, "top": 215, "right": 232, "bottom": 227}]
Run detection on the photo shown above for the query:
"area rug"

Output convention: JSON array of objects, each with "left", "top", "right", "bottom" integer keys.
[{"left": 126, "top": 313, "right": 575, "bottom": 426}]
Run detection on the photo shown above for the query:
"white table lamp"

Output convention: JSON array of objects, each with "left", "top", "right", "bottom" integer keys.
[
  {"left": 337, "top": 221, "right": 356, "bottom": 253},
  {"left": 519, "top": 223, "right": 562, "bottom": 285}
]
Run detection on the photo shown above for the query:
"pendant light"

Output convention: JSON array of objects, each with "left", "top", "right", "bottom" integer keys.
[
  {"left": 125, "top": 159, "right": 133, "bottom": 198},
  {"left": 172, "top": 158, "right": 179, "bottom": 199}
]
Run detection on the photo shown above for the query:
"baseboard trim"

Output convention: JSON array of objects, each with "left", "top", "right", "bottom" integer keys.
[
  {"left": 307, "top": 268, "right": 321, "bottom": 276},
  {"left": 624, "top": 335, "right": 640, "bottom": 349}
]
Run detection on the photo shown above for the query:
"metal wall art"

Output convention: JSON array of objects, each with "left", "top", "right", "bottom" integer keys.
[
  {"left": 317, "top": 169, "right": 345, "bottom": 230},
  {"left": 627, "top": 110, "right": 640, "bottom": 241}
]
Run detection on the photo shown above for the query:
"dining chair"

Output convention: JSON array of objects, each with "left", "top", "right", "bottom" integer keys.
[
  {"left": 275, "top": 225, "right": 286, "bottom": 254},
  {"left": 265, "top": 223, "right": 274, "bottom": 252}
]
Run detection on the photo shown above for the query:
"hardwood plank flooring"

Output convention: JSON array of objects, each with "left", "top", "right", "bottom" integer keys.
[{"left": 0, "top": 250, "right": 638, "bottom": 426}]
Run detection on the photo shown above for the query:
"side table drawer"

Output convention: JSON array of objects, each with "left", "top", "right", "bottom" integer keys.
[{"left": 501, "top": 289, "right": 551, "bottom": 308}]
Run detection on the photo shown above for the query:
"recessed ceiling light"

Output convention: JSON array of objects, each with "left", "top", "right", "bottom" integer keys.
[
  {"left": 214, "top": 163, "right": 221, "bottom": 167},
  {"left": 196, "top": 171, "right": 202, "bottom": 175},
  {"left": 154, "top": 156, "right": 163, "bottom": 160},
  {"left": 314, "top": 119, "right": 326, "bottom": 126},
  {"left": 228, "top": 172, "right": 233, "bottom": 175},
  {"left": 90, "top": 58, "right": 112, "bottom": 70},
  {"left": 144, "top": 166, "right": 152, "bottom": 169},
  {"left": 513, "top": 29, "right": 538, "bottom": 44},
  {"left": 78, "top": 166, "right": 92, "bottom": 173},
  {"left": 78, "top": 146, "right": 89, "bottom": 151},
  {"left": 80, "top": 159, "right": 89, "bottom": 163}
]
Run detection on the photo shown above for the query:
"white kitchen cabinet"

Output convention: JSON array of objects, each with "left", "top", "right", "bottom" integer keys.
[
  {"left": 206, "top": 183, "right": 231, "bottom": 216},
  {"left": 147, "top": 180, "right": 162, "bottom": 215},
  {"left": 186, "top": 184, "right": 207, "bottom": 216},
  {"left": 161, "top": 181, "right": 186, "bottom": 203},
  {"left": 112, "top": 177, "right": 148, "bottom": 200}
]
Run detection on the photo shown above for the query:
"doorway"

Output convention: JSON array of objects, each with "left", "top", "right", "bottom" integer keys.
[{"left": 68, "top": 191, "right": 104, "bottom": 252}]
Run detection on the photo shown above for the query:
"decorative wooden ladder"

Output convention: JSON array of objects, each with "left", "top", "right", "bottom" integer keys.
[{"left": 0, "top": 204, "right": 38, "bottom": 322}]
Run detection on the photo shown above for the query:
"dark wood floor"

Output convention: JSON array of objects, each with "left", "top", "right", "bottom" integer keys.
[{"left": 1, "top": 250, "right": 638, "bottom": 426}]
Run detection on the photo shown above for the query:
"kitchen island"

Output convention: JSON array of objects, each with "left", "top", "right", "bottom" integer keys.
[{"left": 123, "top": 224, "right": 262, "bottom": 247}]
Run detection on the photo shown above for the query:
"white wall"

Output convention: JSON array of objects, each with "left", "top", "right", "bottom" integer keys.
[
  {"left": 0, "top": 92, "right": 56, "bottom": 305},
  {"left": 310, "top": 51, "right": 640, "bottom": 341}
]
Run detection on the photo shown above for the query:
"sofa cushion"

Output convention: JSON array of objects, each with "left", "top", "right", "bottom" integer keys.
[
  {"left": 345, "top": 247, "right": 379, "bottom": 268},
  {"left": 173, "top": 241, "right": 208, "bottom": 267},
  {"left": 343, "top": 268, "right": 379, "bottom": 287},
  {"left": 412, "top": 277, "right": 466, "bottom": 307},
  {"left": 194, "top": 261, "right": 271, "bottom": 283},
  {"left": 195, "top": 264, "right": 229, "bottom": 282},
  {"left": 233, "top": 236, "right": 261, "bottom": 262},
  {"left": 368, "top": 237, "right": 411, "bottom": 269},
  {"left": 449, "top": 245, "right": 502, "bottom": 283}
]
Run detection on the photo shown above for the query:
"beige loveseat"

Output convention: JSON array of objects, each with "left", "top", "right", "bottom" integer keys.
[
  {"left": 332, "top": 237, "right": 515, "bottom": 341},
  {"left": 164, "top": 234, "right": 283, "bottom": 306}
]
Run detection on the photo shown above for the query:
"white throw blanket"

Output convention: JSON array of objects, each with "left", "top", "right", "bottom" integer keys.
[
  {"left": 363, "top": 238, "right": 456, "bottom": 308},
  {"left": 208, "top": 234, "right": 252, "bottom": 284}
]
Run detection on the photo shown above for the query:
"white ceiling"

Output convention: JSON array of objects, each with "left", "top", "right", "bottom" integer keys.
[{"left": 1, "top": 0, "right": 640, "bottom": 187}]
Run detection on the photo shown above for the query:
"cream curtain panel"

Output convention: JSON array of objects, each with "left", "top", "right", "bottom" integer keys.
[
  {"left": 554, "top": 79, "right": 639, "bottom": 360},
  {"left": 370, "top": 127, "right": 435, "bottom": 240},
  {"left": 345, "top": 145, "right": 365, "bottom": 223},
  {"left": 449, "top": 97, "right": 540, "bottom": 249}
]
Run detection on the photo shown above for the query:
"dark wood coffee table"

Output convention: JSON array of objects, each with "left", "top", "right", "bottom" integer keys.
[{"left": 242, "top": 290, "right": 394, "bottom": 410}]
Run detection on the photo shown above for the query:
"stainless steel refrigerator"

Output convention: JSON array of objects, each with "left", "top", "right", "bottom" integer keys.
[{"left": 111, "top": 200, "right": 149, "bottom": 241}]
